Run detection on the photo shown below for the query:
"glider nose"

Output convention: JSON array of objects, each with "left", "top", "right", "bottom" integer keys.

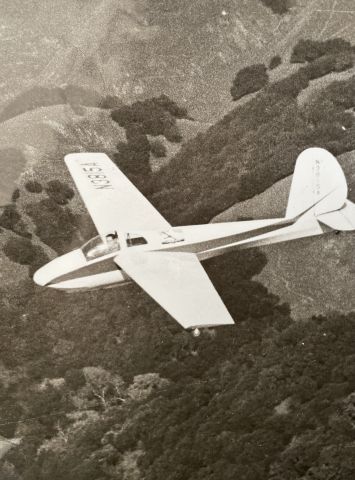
[
  {"left": 33, "top": 249, "right": 86, "bottom": 287},
  {"left": 33, "top": 263, "right": 51, "bottom": 286}
]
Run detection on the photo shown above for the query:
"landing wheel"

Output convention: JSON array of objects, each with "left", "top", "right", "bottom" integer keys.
[
  {"left": 192, "top": 328, "right": 201, "bottom": 337},
  {"left": 335, "top": 230, "right": 341, "bottom": 235}
]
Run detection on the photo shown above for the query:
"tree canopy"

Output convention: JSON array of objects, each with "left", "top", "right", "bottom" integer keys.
[{"left": 230, "top": 64, "right": 269, "bottom": 101}]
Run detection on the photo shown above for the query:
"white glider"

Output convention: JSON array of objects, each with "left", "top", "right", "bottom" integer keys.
[{"left": 33, "top": 148, "right": 355, "bottom": 332}]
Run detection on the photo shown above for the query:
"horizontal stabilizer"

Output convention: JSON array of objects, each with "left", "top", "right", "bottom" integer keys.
[
  {"left": 317, "top": 200, "right": 355, "bottom": 231},
  {"left": 115, "top": 251, "right": 234, "bottom": 329}
]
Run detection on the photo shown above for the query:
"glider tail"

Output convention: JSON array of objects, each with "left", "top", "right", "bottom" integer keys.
[{"left": 285, "top": 147, "right": 355, "bottom": 231}]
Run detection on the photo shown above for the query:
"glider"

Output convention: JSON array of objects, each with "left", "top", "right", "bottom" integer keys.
[{"left": 33, "top": 148, "right": 355, "bottom": 333}]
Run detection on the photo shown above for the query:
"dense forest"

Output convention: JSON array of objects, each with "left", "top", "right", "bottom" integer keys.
[{"left": 1, "top": 38, "right": 355, "bottom": 479}]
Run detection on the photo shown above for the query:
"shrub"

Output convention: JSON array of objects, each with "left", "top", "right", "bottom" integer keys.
[
  {"left": 25, "top": 198, "right": 80, "bottom": 253},
  {"left": 0, "top": 401, "right": 23, "bottom": 437},
  {"left": 0, "top": 204, "right": 31, "bottom": 238},
  {"left": 0, "top": 204, "right": 20, "bottom": 229},
  {"left": 333, "top": 51, "right": 355, "bottom": 72},
  {"left": 111, "top": 105, "right": 134, "bottom": 127},
  {"left": 154, "top": 94, "right": 188, "bottom": 119},
  {"left": 114, "top": 134, "right": 151, "bottom": 177},
  {"left": 150, "top": 139, "right": 167, "bottom": 158},
  {"left": 304, "top": 53, "right": 354, "bottom": 80},
  {"left": 269, "top": 69, "right": 310, "bottom": 98},
  {"left": 291, "top": 38, "right": 353, "bottom": 63},
  {"left": 25, "top": 180, "right": 43, "bottom": 194},
  {"left": 269, "top": 55, "right": 282, "bottom": 70},
  {"left": 164, "top": 124, "right": 183, "bottom": 143},
  {"left": 45, "top": 180, "right": 75, "bottom": 205},
  {"left": 11, "top": 188, "right": 20, "bottom": 202},
  {"left": 65, "top": 369, "right": 86, "bottom": 390},
  {"left": 3, "top": 236, "right": 49, "bottom": 276},
  {"left": 111, "top": 95, "right": 185, "bottom": 141},
  {"left": 260, "top": 0, "right": 290, "bottom": 14},
  {"left": 3, "top": 236, "right": 37, "bottom": 265},
  {"left": 230, "top": 64, "right": 269, "bottom": 101}
]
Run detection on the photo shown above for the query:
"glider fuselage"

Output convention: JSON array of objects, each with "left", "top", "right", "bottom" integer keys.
[{"left": 33, "top": 214, "right": 326, "bottom": 291}]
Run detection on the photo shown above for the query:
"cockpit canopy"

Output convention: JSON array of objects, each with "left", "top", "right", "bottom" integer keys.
[
  {"left": 82, "top": 232, "right": 148, "bottom": 261},
  {"left": 82, "top": 234, "right": 120, "bottom": 260}
]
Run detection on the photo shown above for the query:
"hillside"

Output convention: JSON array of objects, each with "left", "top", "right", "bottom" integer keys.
[
  {"left": 0, "top": 105, "right": 126, "bottom": 205},
  {"left": 0, "top": 98, "right": 204, "bottom": 206},
  {"left": 3, "top": 0, "right": 355, "bottom": 121},
  {"left": 151, "top": 73, "right": 355, "bottom": 226},
  {"left": 0, "top": 149, "right": 26, "bottom": 205},
  {"left": 213, "top": 150, "right": 355, "bottom": 319}
]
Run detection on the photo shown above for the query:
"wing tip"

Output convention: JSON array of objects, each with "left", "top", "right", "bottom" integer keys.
[
  {"left": 186, "top": 317, "right": 235, "bottom": 330},
  {"left": 64, "top": 152, "right": 108, "bottom": 165}
]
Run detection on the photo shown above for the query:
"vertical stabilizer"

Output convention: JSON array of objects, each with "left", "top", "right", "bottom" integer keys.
[{"left": 285, "top": 148, "right": 347, "bottom": 219}]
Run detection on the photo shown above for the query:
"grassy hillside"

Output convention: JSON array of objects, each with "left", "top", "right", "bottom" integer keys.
[
  {"left": 0, "top": 149, "right": 27, "bottom": 205},
  {"left": 6, "top": 0, "right": 355, "bottom": 122},
  {"left": 150, "top": 50, "right": 355, "bottom": 225},
  {"left": 0, "top": 85, "right": 115, "bottom": 123}
]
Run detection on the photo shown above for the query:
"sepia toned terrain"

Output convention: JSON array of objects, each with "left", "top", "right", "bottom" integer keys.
[{"left": 1, "top": 1, "right": 355, "bottom": 479}]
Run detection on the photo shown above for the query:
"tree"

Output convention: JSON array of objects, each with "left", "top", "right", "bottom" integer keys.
[
  {"left": 114, "top": 138, "right": 151, "bottom": 178},
  {"left": 154, "top": 94, "right": 188, "bottom": 119},
  {"left": 0, "top": 204, "right": 31, "bottom": 238},
  {"left": 111, "top": 95, "right": 185, "bottom": 142},
  {"left": 0, "top": 462, "right": 21, "bottom": 480},
  {"left": 25, "top": 180, "right": 43, "bottom": 194},
  {"left": 45, "top": 180, "right": 75, "bottom": 205},
  {"left": 127, "top": 373, "right": 170, "bottom": 402},
  {"left": 11, "top": 189, "right": 20, "bottom": 202},
  {"left": 25, "top": 198, "right": 80, "bottom": 253},
  {"left": 260, "top": 0, "right": 290, "bottom": 14},
  {"left": 74, "top": 367, "right": 126, "bottom": 409},
  {"left": 269, "top": 55, "right": 282, "bottom": 70},
  {"left": 291, "top": 38, "right": 353, "bottom": 63},
  {"left": 3, "top": 236, "right": 49, "bottom": 276},
  {"left": 150, "top": 139, "right": 167, "bottom": 158},
  {"left": 230, "top": 64, "right": 269, "bottom": 101},
  {"left": 304, "top": 53, "right": 354, "bottom": 80}
]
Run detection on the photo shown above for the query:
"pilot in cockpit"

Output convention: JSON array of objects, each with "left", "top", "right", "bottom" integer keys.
[{"left": 105, "top": 231, "right": 119, "bottom": 251}]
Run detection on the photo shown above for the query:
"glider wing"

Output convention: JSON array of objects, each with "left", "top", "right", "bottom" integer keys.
[
  {"left": 64, "top": 153, "right": 170, "bottom": 236},
  {"left": 115, "top": 251, "right": 234, "bottom": 329}
]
